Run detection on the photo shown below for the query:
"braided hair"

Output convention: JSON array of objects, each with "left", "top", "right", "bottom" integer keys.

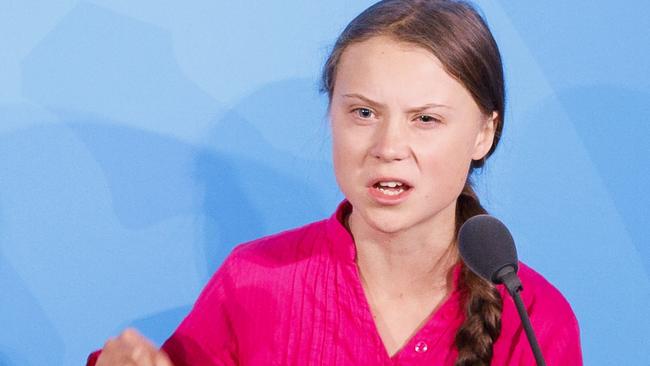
[{"left": 454, "top": 185, "right": 503, "bottom": 365}]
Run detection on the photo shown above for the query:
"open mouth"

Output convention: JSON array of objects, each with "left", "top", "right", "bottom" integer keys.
[{"left": 371, "top": 180, "right": 412, "bottom": 197}]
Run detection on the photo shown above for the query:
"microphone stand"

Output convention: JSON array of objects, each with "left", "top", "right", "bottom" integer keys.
[{"left": 497, "top": 267, "right": 547, "bottom": 366}]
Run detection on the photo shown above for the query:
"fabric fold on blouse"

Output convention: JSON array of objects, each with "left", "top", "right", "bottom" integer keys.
[{"left": 88, "top": 201, "right": 582, "bottom": 365}]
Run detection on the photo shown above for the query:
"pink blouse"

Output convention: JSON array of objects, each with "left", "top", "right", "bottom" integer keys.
[{"left": 88, "top": 201, "right": 582, "bottom": 365}]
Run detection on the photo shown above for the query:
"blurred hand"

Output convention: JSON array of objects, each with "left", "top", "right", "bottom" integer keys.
[{"left": 96, "top": 328, "right": 174, "bottom": 366}]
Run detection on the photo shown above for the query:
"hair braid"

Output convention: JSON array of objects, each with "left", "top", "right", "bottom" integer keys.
[{"left": 453, "top": 184, "right": 503, "bottom": 365}]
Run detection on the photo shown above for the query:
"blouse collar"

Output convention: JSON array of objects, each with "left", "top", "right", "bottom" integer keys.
[
  {"left": 325, "top": 200, "right": 357, "bottom": 263},
  {"left": 324, "top": 200, "right": 463, "bottom": 291}
]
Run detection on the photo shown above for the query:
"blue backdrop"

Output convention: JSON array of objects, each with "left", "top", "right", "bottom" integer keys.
[{"left": 1, "top": 1, "right": 648, "bottom": 365}]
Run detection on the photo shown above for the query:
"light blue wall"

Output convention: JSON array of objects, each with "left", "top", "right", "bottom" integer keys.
[{"left": 1, "top": 1, "right": 648, "bottom": 365}]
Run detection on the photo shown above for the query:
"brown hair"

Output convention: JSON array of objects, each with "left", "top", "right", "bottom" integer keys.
[{"left": 320, "top": 0, "right": 505, "bottom": 364}]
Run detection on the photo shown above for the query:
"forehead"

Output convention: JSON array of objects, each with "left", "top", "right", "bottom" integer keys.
[{"left": 334, "top": 36, "right": 471, "bottom": 106}]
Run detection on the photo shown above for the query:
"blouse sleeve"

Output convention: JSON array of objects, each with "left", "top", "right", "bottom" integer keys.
[
  {"left": 85, "top": 250, "right": 241, "bottom": 366},
  {"left": 514, "top": 297, "right": 583, "bottom": 366},
  {"left": 160, "top": 250, "right": 241, "bottom": 366},
  {"left": 510, "top": 264, "right": 584, "bottom": 365},
  {"left": 537, "top": 310, "right": 583, "bottom": 365}
]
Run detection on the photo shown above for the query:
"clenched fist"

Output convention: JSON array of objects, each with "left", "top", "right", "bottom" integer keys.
[{"left": 96, "top": 328, "right": 174, "bottom": 366}]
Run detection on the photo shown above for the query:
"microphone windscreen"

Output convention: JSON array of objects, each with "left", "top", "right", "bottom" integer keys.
[{"left": 458, "top": 214, "right": 518, "bottom": 284}]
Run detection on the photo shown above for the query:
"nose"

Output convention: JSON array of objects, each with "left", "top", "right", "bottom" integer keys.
[{"left": 369, "top": 117, "right": 410, "bottom": 162}]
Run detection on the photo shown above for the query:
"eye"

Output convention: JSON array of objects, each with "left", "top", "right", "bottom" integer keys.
[
  {"left": 416, "top": 114, "right": 441, "bottom": 125},
  {"left": 353, "top": 107, "right": 375, "bottom": 119}
]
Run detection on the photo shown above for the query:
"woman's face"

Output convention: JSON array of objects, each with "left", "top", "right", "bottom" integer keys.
[{"left": 330, "top": 36, "right": 497, "bottom": 235}]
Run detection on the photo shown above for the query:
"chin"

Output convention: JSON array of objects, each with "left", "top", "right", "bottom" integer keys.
[{"left": 362, "top": 207, "right": 414, "bottom": 234}]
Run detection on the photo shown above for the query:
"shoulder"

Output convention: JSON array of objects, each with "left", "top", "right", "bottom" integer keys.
[
  {"left": 213, "top": 218, "right": 331, "bottom": 282},
  {"left": 497, "top": 261, "right": 580, "bottom": 338},
  {"left": 503, "top": 262, "right": 579, "bottom": 331},
  {"left": 229, "top": 219, "right": 329, "bottom": 265},
  {"left": 194, "top": 218, "right": 329, "bottom": 296},
  {"left": 517, "top": 262, "right": 571, "bottom": 311},
  {"left": 515, "top": 261, "right": 576, "bottom": 322},
  {"left": 498, "top": 262, "right": 583, "bottom": 362}
]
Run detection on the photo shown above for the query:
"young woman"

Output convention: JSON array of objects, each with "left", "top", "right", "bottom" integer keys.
[{"left": 90, "top": 1, "right": 582, "bottom": 365}]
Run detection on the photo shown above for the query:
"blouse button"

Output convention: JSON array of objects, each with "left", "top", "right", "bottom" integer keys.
[{"left": 414, "top": 340, "right": 428, "bottom": 353}]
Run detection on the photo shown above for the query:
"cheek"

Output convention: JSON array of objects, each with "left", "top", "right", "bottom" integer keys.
[
  {"left": 416, "top": 140, "right": 472, "bottom": 195},
  {"left": 332, "top": 138, "right": 347, "bottom": 182},
  {"left": 331, "top": 120, "right": 361, "bottom": 189},
  {"left": 331, "top": 112, "right": 372, "bottom": 160},
  {"left": 331, "top": 122, "right": 348, "bottom": 165}
]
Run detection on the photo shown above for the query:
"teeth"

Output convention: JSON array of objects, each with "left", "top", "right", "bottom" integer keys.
[
  {"left": 377, "top": 187, "right": 405, "bottom": 196},
  {"left": 378, "top": 181, "right": 403, "bottom": 188}
]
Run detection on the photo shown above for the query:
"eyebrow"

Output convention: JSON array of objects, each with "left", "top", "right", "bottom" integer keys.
[{"left": 341, "top": 93, "right": 452, "bottom": 112}]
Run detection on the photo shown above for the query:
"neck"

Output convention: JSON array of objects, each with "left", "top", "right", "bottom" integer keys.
[{"left": 347, "top": 202, "right": 459, "bottom": 300}]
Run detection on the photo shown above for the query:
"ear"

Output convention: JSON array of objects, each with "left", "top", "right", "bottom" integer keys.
[{"left": 471, "top": 111, "right": 498, "bottom": 161}]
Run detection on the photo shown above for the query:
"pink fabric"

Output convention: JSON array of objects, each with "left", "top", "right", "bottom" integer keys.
[{"left": 89, "top": 201, "right": 582, "bottom": 365}]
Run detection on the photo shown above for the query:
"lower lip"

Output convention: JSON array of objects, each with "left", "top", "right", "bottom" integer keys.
[{"left": 367, "top": 185, "right": 413, "bottom": 205}]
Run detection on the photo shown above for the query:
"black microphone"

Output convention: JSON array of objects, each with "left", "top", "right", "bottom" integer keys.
[{"left": 458, "top": 214, "right": 546, "bottom": 366}]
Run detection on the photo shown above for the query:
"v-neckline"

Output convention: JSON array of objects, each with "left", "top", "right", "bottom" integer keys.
[
  {"left": 349, "top": 259, "right": 463, "bottom": 361},
  {"left": 325, "top": 201, "right": 464, "bottom": 361}
]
